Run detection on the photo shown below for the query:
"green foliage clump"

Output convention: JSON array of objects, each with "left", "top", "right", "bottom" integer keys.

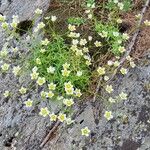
[
  {"left": 68, "top": 17, "right": 85, "bottom": 26},
  {"left": 95, "top": 22, "right": 127, "bottom": 55},
  {"left": 30, "top": 35, "right": 90, "bottom": 97}
]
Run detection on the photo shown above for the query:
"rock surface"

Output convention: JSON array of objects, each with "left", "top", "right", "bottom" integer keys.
[
  {"left": 0, "top": 52, "right": 149, "bottom": 150},
  {"left": 0, "top": 1, "right": 150, "bottom": 150},
  {"left": 43, "top": 53, "right": 150, "bottom": 150},
  {"left": 0, "top": 0, "right": 50, "bottom": 47}
]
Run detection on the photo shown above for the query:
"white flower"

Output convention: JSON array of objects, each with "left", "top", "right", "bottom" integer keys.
[
  {"left": 75, "top": 50, "right": 83, "bottom": 56},
  {"left": 77, "top": 71, "right": 82, "bottom": 77},
  {"left": 104, "top": 76, "right": 109, "bottom": 81},
  {"left": 105, "top": 85, "right": 114, "bottom": 93},
  {"left": 57, "top": 96, "right": 64, "bottom": 100},
  {"left": 46, "top": 91, "right": 54, "bottom": 98},
  {"left": 85, "top": 10, "right": 90, "bottom": 14},
  {"left": 48, "top": 82, "right": 56, "bottom": 90},
  {"left": 40, "top": 91, "right": 46, "bottom": 98},
  {"left": 80, "top": 39, "right": 87, "bottom": 46},
  {"left": 47, "top": 66, "right": 55, "bottom": 74},
  {"left": 32, "top": 66, "right": 38, "bottom": 72},
  {"left": 63, "top": 98, "right": 74, "bottom": 107},
  {"left": 64, "top": 82, "right": 74, "bottom": 95},
  {"left": 86, "top": 60, "right": 91, "bottom": 66},
  {"left": 118, "top": 46, "right": 125, "bottom": 53},
  {"left": 99, "top": 31, "right": 108, "bottom": 38},
  {"left": 120, "top": 68, "right": 127, "bottom": 75},
  {"left": 36, "top": 58, "right": 41, "bottom": 65},
  {"left": 64, "top": 81, "right": 73, "bottom": 89},
  {"left": 126, "top": 56, "right": 132, "bottom": 61},
  {"left": 65, "top": 87, "right": 74, "bottom": 95},
  {"left": 30, "top": 72, "right": 39, "bottom": 80},
  {"left": 116, "top": 18, "right": 122, "bottom": 24},
  {"left": 39, "top": 107, "right": 50, "bottom": 117},
  {"left": 83, "top": 47, "right": 89, "bottom": 53},
  {"left": 122, "top": 33, "right": 129, "bottom": 40},
  {"left": 10, "top": 22, "right": 18, "bottom": 29},
  {"left": 135, "top": 14, "right": 142, "bottom": 19},
  {"left": 37, "top": 22, "right": 45, "bottom": 29},
  {"left": 36, "top": 77, "right": 46, "bottom": 86},
  {"left": 12, "top": 15, "right": 19, "bottom": 21},
  {"left": 70, "top": 45, "right": 78, "bottom": 52},
  {"left": 88, "top": 36, "right": 92, "bottom": 41},
  {"left": 1, "top": 22, "right": 9, "bottom": 29},
  {"left": 0, "top": 49, "right": 8, "bottom": 57},
  {"left": 119, "top": 92, "right": 127, "bottom": 100},
  {"left": 94, "top": 41, "right": 102, "bottom": 47},
  {"left": 35, "top": 8, "right": 43, "bottom": 15},
  {"left": 72, "top": 39, "right": 79, "bottom": 45},
  {"left": 51, "top": 16, "right": 57, "bottom": 22},
  {"left": 12, "top": 66, "right": 21, "bottom": 76},
  {"left": 58, "top": 113, "right": 66, "bottom": 122},
  {"left": 108, "top": 97, "right": 116, "bottom": 103},
  {"left": 113, "top": 0, "right": 118, "bottom": 4},
  {"left": 50, "top": 113, "right": 57, "bottom": 121},
  {"left": 88, "top": 14, "right": 92, "bottom": 19},
  {"left": 130, "top": 61, "right": 136, "bottom": 68},
  {"left": 66, "top": 117, "right": 74, "bottom": 125},
  {"left": 144, "top": 20, "right": 150, "bottom": 26},
  {"left": 117, "top": 40, "right": 122, "bottom": 44},
  {"left": 118, "top": 3, "right": 124, "bottom": 10},
  {"left": 11, "top": 15, "right": 19, "bottom": 28},
  {"left": 41, "top": 38, "right": 49, "bottom": 46},
  {"left": 61, "top": 69, "right": 71, "bottom": 77},
  {"left": 40, "top": 48, "right": 46, "bottom": 53},
  {"left": 74, "top": 88, "right": 82, "bottom": 97},
  {"left": 68, "top": 32, "right": 80, "bottom": 38},
  {"left": 0, "top": 14, "right": 6, "bottom": 22},
  {"left": 113, "top": 32, "right": 119, "bottom": 37},
  {"left": 107, "top": 60, "right": 113, "bottom": 66},
  {"left": 19, "top": 87, "right": 27, "bottom": 94},
  {"left": 63, "top": 63, "right": 70, "bottom": 69},
  {"left": 84, "top": 55, "right": 91, "bottom": 61},
  {"left": 97, "top": 67, "right": 105, "bottom": 76},
  {"left": 12, "top": 47, "right": 18, "bottom": 53},
  {"left": 104, "top": 111, "right": 113, "bottom": 120},
  {"left": 24, "top": 99, "right": 33, "bottom": 107},
  {"left": 1, "top": 63, "right": 10, "bottom": 71},
  {"left": 68, "top": 24, "right": 76, "bottom": 31},
  {"left": 81, "top": 127, "right": 90, "bottom": 136},
  {"left": 114, "top": 61, "right": 120, "bottom": 67},
  {"left": 3, "top": 90, "right": 10, "bottom": 98},
  {"left": 44, "top": 16, "right": 50, "bottom": 20}
]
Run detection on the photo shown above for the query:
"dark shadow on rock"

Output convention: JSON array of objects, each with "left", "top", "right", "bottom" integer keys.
[{"left": 16, "top": 20, "right": 33, "bottom": 36}]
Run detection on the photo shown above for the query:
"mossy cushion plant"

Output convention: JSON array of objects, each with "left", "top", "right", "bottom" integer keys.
[{"left": 29, "top": 35, "right": 91, "bottom": 96}]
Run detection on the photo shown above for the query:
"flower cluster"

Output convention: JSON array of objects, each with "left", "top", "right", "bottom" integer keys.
[
  {"left": 1, "top": 15, "right": 19, "bottom": 30},
  {"left": 30, "top": 66, "right": 39, "bottom": 80},
  {"left": 0, "top": 2, "right": 138, "bottom": 138},
  {"left": 61, "top": 63, "right": 71, "bottom": 77},
  {"left": 64, "top": 81, "right": 74, "bottom": 95},
  {"left": 68, "top": 24, "right": 92, "bottom": 66},
  {"left": 12, "top": 66, "right": 21, "bottom": 76}
]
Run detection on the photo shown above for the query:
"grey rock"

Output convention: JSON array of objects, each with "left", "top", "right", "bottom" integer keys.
[{"left": 0, "top": 1, "right": 150, "bottom": 150}]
